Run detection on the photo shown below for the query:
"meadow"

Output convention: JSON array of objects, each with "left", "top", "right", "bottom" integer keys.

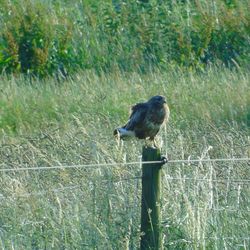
[
  {"left": 0, "top": 66, "right": 249, "bottom": 249},
  {"left": 0, "top": 0, "right": 250, "bottom": 249}
]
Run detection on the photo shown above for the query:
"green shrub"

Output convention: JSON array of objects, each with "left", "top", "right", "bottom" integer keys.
[
  {"left": 0, "top": 1, "right": 52, "bottom": 75},
  {"left": 0, "top": 0, "right": 249, "bottom": 77},
  {"left": 0, "top": 0, "right": 75, "bottom": 77}
]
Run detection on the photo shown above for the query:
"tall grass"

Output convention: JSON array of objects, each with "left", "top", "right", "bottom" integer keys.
[
  {"left": 0, "top": 0, "right": 249, "bottom": 76},
  {"left": 0, "top": 65, "right": 249, "bottom": 135},
  {"left": 0, "top": 67, "right": 249, "bottom": 249}
]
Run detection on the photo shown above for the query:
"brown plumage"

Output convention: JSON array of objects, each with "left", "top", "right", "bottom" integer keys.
[{"left": 114, "top": 95, "right": 169, "bottom": 143}]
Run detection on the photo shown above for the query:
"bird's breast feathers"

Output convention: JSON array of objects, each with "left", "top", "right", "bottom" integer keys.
[{"left": 148, "top": 104, "right": 169, "bottom": 124}]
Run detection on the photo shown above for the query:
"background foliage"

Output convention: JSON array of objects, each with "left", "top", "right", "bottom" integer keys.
[{"left": 0, "top": 0, "right": 249, "bottom": 77}]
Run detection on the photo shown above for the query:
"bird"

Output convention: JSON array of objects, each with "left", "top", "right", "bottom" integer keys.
[{"left": 114, "top": 95, "right": 169, "bottom": 146}]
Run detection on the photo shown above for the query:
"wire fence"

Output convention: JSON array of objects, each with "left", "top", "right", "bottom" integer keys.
[
  {"left": 1, "top": 157, "right": 249, "bottom": 198},
  {"left": 1, "top": 184, "right": 249, "bottom": 213},
  {"left": 1, "top": 156, "right": 249, "bottom": 248},
  {"left": 165, "top": 236, "right": 250, "bottom": 247},
  {"left": 1, "top": 157, "right": 249, "bottom": 201},
  {"left": 0, "top": 157, "right": 249, "bottom": 172},
  {"left": 163, "top": 176, "right": 250, "bottom": 184}
]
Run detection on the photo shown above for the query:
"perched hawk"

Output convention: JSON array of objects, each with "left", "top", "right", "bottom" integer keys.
[{"left": 114, "top": 95, "right": 169, "bottom": 145}]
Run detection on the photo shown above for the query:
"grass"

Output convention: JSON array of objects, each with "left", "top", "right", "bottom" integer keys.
[{"left": 0, "top": 66, "right": 249, "bottom": 249}]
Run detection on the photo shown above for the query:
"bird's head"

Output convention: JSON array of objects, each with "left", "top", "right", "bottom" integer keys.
[{"left": 148, "top": 95, "right": 167, "bottom": 105}]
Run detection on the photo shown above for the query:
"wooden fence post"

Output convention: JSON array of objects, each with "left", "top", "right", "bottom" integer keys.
[{"left": 140, "top": 146, "right": 164, "bottom": 250}]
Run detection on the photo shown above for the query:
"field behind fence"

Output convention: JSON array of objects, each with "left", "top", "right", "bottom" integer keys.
[
  {"left": 0, "top": 67, "right": 249, "bottom": 249},
  {"left": 1, "top": 131, "right": 249, "bottom": 249}
]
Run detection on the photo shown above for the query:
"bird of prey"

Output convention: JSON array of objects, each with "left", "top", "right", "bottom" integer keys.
[{"left": 114, "top": 95, "right": 169, "bottom": 146}]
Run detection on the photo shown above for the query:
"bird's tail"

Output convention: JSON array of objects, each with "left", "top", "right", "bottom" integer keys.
[{"left": 114, "top": 127, "right": 135, "bottom": 139}]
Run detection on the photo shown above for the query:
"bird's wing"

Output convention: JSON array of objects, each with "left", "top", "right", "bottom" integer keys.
[{"left": 125, "top": 103, "right": 148, "bottom": 130}]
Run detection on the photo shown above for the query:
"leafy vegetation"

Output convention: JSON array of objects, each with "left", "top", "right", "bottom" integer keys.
[{"left": 0, "top": 0, "right": 249, "bottom": 76}]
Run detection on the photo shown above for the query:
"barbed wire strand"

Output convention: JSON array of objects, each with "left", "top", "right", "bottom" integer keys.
[
  {"left": 112, "top": 175, "right": 250, "bottom": 184},
  {"left": 1, "top": 183, "right": 250, "bottom": 214},
  {"left": 0, "top": 185, "right": 81, "bottom": 200},
  {"left": 0, "top": 176, "right": 142, "bottom": 201},
  {"left": 166, "top": 236, "right": 250, "bottom": 245},
  {"left": 0, "top": 157, "right": 249, "bottom": 172},
  {"left": 196, "top": 207, "right": 250, "bottom": 213},
  {"left": 203, "top": 236, "right": 250, "bottom": 241},
  {"left": 163, "top": 176, "right": 250, "bottom": 184}
]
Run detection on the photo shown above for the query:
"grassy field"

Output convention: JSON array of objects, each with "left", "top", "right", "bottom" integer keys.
[{"left": 0, "top": 66, "right": 249, "bottom": 249}]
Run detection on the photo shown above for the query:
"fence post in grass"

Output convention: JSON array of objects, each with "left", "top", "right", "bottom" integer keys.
[{"left": 140, "top": 146, "right": 165, "bottom": 250}]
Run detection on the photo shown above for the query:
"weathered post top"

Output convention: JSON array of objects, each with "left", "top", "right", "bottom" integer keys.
[{"left": 142, "top": 146, "right": 166, "bottom": 167}]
